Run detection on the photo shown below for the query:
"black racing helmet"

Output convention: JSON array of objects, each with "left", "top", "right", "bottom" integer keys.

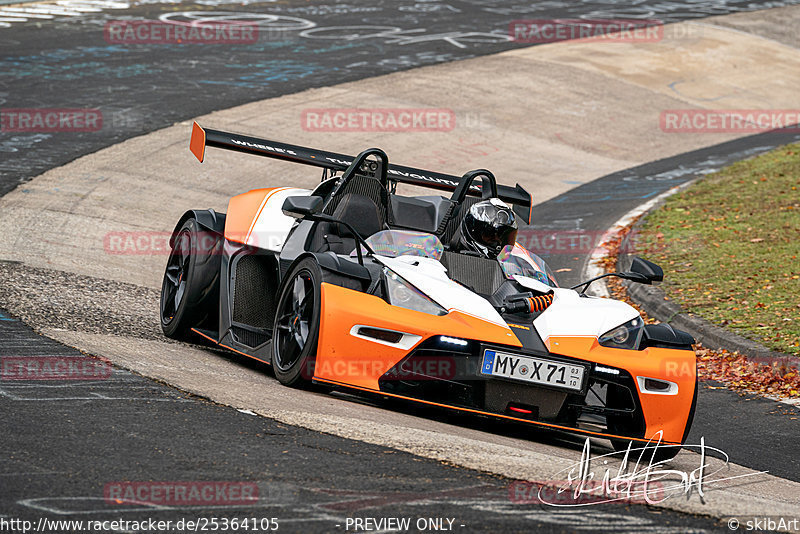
[{"left": 459, "top": 198, "right": 518, "bottom": 258}]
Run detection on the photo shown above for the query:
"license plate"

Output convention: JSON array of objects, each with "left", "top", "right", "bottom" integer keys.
[{"left": 480, "top": 350, "right": 584, "bottom": 391}]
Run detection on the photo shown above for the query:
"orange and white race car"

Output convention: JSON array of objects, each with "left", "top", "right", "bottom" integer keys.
[{"left": 160, "top": 122, "right": 697, "bottom": 458}]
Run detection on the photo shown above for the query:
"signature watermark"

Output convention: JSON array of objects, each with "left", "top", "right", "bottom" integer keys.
[{"left": 519, "top": 433, "right": 765, "bottom": 507}]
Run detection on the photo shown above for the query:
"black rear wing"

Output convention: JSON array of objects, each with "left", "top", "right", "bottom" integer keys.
[{"left": 190, "top": 122, "right": 533, "bottom": 224}]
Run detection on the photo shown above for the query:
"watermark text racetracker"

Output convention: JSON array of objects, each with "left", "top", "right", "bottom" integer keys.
[
  {"left": 302, "top": 108, "right": 456, "bottom": 133},
  {"left": 298, "top": 355, "right": 458, "bottom": 381},
  {"left": 103, "top": 230, "right": 655, "bottom": 256},
  {"left": 661, "top": 109, "right": 800, "bottom": 133},
  {"left": 1, "top": 356, "right": 111, "bottom": 381},
  {"left": 509, "top": 479, "right": 665, "bottom": 506},
  {"left": 104, "top": 481, "right": 258, "bottom": 506},
  {"left": 1, "top": 109, "right": 102, "bottom": 132},
  {"left": 510, "top": 19, "right": 664, "bottom": 43},
  {"left": 104, "top": 20, "right": 258, "bottom": 45}
]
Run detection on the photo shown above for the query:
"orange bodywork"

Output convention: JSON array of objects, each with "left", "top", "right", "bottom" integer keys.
[
  {"left": 314, "top": 283, "right": 521, "bottom": 390},
  {"left": 545, "top": 336, "right": 696, "bottom": 444},
  {"left": 314, "top": 283, "right": 695, "bottom": 445},
  {"left": 224, "top": 187, "right": 286, "bottom": 245},
  {"left": 190, "top": 122, "right": 206, "bottom": 162}
]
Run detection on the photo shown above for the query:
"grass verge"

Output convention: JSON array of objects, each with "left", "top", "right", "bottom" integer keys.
[
  {"left": 602, "top": 226, "right": 800, "bottom": 399},
  {"left": 636, "top": 143, "right": 800, "bottom": 357}
]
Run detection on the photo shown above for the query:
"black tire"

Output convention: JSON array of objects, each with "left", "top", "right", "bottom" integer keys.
[
  {"left": 605, "top": 385, "right": 680, "bottom": 462},
  {"left": 160, "top": 218, "right": 221, "bottom": 339},
  {"left": 271, "top": 257, "right": 322, "bottom": 387},
  {"left": 608, "top": 417, "right": 683, "bottom": 463},
  {"left": 609, "top": 435, "right": 681, "bottom": 462},
  {"left": 609, "top": 375, "right": 697, "bottom": 462}
]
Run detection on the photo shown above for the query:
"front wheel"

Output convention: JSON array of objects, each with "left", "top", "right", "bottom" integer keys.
[
  {"left": 610, "top": 376, "right": 697, "bottom": 462},
  {"left": 271, "top": 258, "right": 322, "bottom": 387},
  {"left": 606, "top": 387, "right": 681, "bottom": 462}
]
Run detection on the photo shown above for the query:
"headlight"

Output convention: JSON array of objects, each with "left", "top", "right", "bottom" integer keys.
[
  {"left": 598, "top": 318, "right": 643, "bottom": 350},
  {"left": 383, "top": 268, "right": 447, "bottom": 316}
]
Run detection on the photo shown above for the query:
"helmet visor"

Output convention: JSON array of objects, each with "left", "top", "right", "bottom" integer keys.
[{"left": 468, "top": 201, "right": 518, "bottom": 252}]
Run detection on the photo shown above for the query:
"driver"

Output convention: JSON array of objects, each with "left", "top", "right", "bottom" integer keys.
[{"left": 453, "top": 198, "right": 518, "bottom": 258}]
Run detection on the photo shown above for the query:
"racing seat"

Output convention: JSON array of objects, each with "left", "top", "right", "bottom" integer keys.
[
  {"left": 440, "top": 196, "right": 480, "bottom": 247},
  {"left": 437, "top": 170, "right": 503, "bottom": 296},
  {"left": 323, "top": 173, "right": 390, "bottom": 226},
  {"left": 313, "top": 149, "right": 392, "bottom": 254},
  {"left": 311, "top": 192, "right": 384, "bottom": 255}
]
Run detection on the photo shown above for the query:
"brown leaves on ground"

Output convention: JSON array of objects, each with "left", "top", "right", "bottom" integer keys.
[
  {"left": 604, "top": 231, "right": 800, "bottom": 400},
  {"left": 696, "top": 345, "right": 800, "bottom": 398}
]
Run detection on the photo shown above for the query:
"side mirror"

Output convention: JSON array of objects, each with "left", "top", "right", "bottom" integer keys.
[
  {"left": 282, "top": 195, "right": 322, "bottom": 218},
  {"left": 620, "top": 256, "right": 664, "bottom": 285}
]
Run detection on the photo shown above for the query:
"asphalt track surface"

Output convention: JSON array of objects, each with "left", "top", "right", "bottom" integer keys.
[
  {"left": 0, "top": 315, "right": 729, "bottom": 533},
  {"left": 2, "top": 1, "right": 800, "bottom": 532},
  {"left": 3, "top": 0, "right": 800, "bottom": 193}
]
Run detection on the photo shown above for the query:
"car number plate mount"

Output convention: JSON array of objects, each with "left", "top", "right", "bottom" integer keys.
[{"left": 480, "top": 349, "right": 585, "bottom": 392}]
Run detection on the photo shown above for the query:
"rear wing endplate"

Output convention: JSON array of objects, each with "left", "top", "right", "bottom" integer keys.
[{"left": 190, "top": 122, "right": 533, "bottom": 224}]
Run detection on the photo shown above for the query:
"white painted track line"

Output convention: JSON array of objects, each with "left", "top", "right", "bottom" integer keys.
[
  {"left": 0, "top": 9, "right": 54, "bottom": 18},
  {"left": 0, "top": 0, "right": 129, "bottom": 27},
  {"left": 582, "top": 180, "right": 700, "bottom": 298}
]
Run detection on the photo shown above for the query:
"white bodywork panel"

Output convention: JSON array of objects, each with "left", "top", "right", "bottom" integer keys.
[
  {"left": 373, "top": 255, "right": 639, "bottom": 341},
  {"left": 246, "top": 188, "right": 310, "bottom": 251},
  {"left": 513, "top": 275, "right": 553, "bottom": 294},
  {"left": 375, "top": 255, "right": 509, "bottom": 328},
  {"left": 533, "top": 288, "right": 639, "bottom": 343}
]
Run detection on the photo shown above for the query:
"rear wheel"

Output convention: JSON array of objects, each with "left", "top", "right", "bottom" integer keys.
[
  {"left": 271, "top": 258, "right": 322, "bottom": 387},
  {"left": 160, "top": 218, "right": 220, "bottom": 339}
]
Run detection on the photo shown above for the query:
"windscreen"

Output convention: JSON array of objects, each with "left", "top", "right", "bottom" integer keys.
[
  {"left": 497, "top": 244, "right": 558, "bottom": 287},
  {"left": 361, "top": 230, "right": 444, "bottom": 260}
]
